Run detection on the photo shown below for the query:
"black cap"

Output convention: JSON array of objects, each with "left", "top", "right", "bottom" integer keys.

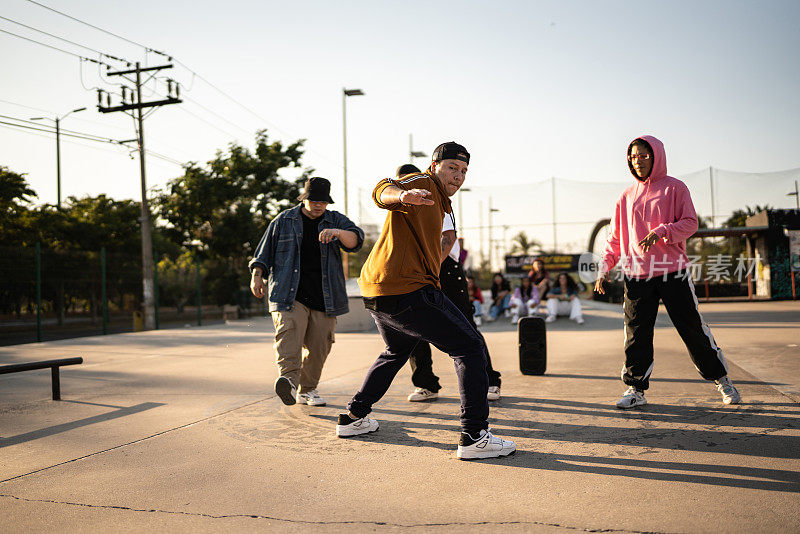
[
  {"left": 396, "top": 163, "right": 421, "bottom": 178},
  {"left": 432, "top": 141, "right": 470, "bottom": 164},
  {"left": 297, "top": 177, "right": 334, "bottom": 203}
]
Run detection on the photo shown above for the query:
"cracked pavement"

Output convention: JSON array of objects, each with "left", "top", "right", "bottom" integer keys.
[{"left": 1, "top": 300, "right": 799, "bottom": 533}]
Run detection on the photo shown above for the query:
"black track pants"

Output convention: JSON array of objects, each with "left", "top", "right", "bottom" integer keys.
[
  {"left": 409, "top": 257, "right": 501, "bottom": 389},
  {"left": 622, "top": 270, "right": 729, "bottom": 390}
]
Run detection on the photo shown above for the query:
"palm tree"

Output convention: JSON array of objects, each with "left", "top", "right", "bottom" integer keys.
[
  {"left": 723, "top": 205, "right": 772, "bottom": 228},
  {"left": 509, "top": 231, "right": 542, "bottom": 255}
]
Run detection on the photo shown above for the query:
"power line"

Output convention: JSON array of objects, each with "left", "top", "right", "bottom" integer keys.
[
  {"left": 20, "top": 0, "right": 340, "bottom": 171},
  {"left": 24, "top": 0, "right": 169, "bottom": 58},
  {"left": 0, "top": 28, "right": 108, "bottom": 66},
  {"left": 175, "top": 106, "right": 243, "bottom": 141},
  {"left": 20, "top": 1, "right": 319, "bottom": 149},
  {"left": 0, "top": 118, "right": 184, "bottom": 166},
  {"left": 0, "top": 98, "right": 54, "bottom": 114},
  {"left": 0, "top": 114, "right": 115, "bottom": 141},
  {"left": 0, "top": 98, "right": 197, "bottom": 159},
  {"left": 180, "top": 93, "right": 253, "bottom": 137},
  {"left": 0, "top": 14, "right": 129, "bottom": 64}
]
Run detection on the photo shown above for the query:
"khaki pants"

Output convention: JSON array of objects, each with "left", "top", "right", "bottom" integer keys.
[{"left": 271, "top": 302, "right": 336, "bottom": 393}]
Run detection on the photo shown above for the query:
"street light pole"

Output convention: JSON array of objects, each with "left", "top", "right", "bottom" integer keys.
[
  {"left": 342, "top": 88, "right": 364, "bottom": 216},
  {"left": 30, "top": 107, "right": 86, "bottom": 209},
  {"left": 457, "top": 187, "right": 471, "bottom": 235},
  {"left": 409, "top": 133, "right": 427, "bottom": 163},
  {"left": 789, "top": 180, "right": 799, "bottom": 210},
  {"left": 55, "top": 117, "right": 61, "bottom": 208},
  {"left": 489, "top": 197, "right": 500, "bottom": 270}
]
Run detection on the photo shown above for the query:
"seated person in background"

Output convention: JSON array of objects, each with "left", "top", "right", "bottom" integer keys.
[
  {"left": 528, "top": 258, "right": 551, "bottom": 300},
  {"left": 467, "top": 275, "right": 485, "bottom": 326},
  {"left": 509, "top": 276, "right": 540, "bottom": 324},
  {"left": 487, "top": 272, "right": 512, "bottom": 321},
  {"left": 546, "top": 272, "right": 584, "bottom": 324}
]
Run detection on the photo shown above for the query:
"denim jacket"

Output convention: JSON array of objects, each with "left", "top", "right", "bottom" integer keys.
[{"left": 249, "top": 205, "right": 364, "bottom": 316}]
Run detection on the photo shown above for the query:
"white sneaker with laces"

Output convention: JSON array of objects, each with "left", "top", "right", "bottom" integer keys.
[
  {"left": 274, "top": 376, "right": 297, "bottom": 405},
  {"left": 616, "top": 386, "right": 647, "bottom": 409},
  {"left": 407, "top": 388, "right": 439, "bottom": 402},
  {"left": 716, "top": 376, "right": 741, "bottom": 405},
  {"left": 457, "top": 429, "right": 516, "bottom": 460},
  {"left": 336, "top": 413, "right": 379, "bottom": 437},
  {"left": 487, "top": 386, "right": 501, "bottom": 401},
  {"left": 297, "top": 389, "right": 326, "bottom": 406},
  {"left": 575, "top": 316, "right": 585, "bottom": 324},
  {"left": 545, "top": 315, "right": 556, "bottom": 323}
]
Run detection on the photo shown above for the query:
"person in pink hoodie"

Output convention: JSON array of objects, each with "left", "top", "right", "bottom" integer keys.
[{"left": 595, "top": 135, "right": 740, "bottom": 408}]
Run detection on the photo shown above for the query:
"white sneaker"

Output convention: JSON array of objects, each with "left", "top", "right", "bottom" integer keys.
[
  {"left": 616, "top": 386, "right": 647, "bottom": 409},
  {"left": 274, "top": 376, "right": 297, "bottom": 405},
  {"left": 504, "top": 309, "right": 511, "bottom": 318},
  {"left": 511, "top": 314, "right": 519, "bottom": 325},
  {"left": 297, "top": 389, "right": 326, "bottom": 406},
  {"left": 575, "top": 316, "right": 584, "bottom": 324},
  {"left": 545, "top": 315, "right": 556, "bottom": 323},
  {"left": 487, "top": 386, "right": 501, "bottom": 401},
  {"left": 457, "top": 429, "right": 516, "bottom": 460},
  {"left": 407, "top": 387, "right": 439, "bottom": 402},
  {"left": 474, "top": 316, "right": 482, "bottom": 326},
  {"left": 716, "top": 376, "right": 741, "bottom": 405},
  {"left": 336, "top": 413, "right": 379, "bottom": 437}
]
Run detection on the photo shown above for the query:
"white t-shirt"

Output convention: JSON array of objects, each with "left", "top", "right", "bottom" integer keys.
[{"left": 442, "top": 212, "right": 460, "bottom": 262}]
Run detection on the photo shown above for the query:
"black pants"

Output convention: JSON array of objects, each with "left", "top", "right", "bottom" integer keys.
[
  {"left": 408, "top": 257, "right": 501, "bottom": 390},
  {"left": 623, "top": 270, "right": 729, "bottom": 391},
  {"left": 349, "top": 286, "right": 489, "bottom": 435}
]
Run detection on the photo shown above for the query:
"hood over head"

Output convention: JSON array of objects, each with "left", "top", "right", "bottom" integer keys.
[{"left": 628, "top": 135, "right": 667, "bottom": 183}]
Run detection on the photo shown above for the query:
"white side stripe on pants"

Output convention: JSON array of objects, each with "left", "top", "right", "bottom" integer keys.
[{"left": 687, "top": 277, "right": 729, "bottom": 374}]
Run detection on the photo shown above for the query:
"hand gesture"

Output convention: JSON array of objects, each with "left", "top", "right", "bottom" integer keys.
[
  {"left": 638, "top": 231, "right": 659, "bottom": 252},
  {"left": 594, "top": 273, "right": 607, "bottom": 295},
  {"left": 319, "top": 228, "right": 340, "bottom": 244},
  {"left": 400, "top": 189, "right": 435, "bottom": 206},
  {"left": 250, "top": 271, "right": 265, "bottom": 299}
]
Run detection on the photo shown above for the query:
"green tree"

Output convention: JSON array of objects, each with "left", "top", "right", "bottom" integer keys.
[
  {"left": 0, "top": 165, "right": 36, "bottom": 209},
  {"left": 154, "top": 130, "right": 312, "bottom": 305},
  {"left": 0, "top": 166, "right": 38, "bottom": 247}
]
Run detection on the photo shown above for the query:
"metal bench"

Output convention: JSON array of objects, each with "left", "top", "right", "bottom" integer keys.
[{"left": 0, "top": 357, "right": 83, "bottom": 400}]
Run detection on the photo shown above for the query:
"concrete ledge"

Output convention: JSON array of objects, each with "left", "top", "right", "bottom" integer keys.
[{"left": 336, "top": 296, "right": 376, "bottom": 333}]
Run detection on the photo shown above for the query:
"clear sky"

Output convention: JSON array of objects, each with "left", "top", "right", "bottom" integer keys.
[{"left": 2, "top": 0, "right": 799, "bottom": 257}]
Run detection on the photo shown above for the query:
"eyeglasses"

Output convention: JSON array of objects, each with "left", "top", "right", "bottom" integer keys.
[{"left": 628, "top": 153, "right": 651, "bottom": 162}]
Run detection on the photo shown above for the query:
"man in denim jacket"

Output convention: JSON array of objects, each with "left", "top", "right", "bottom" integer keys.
[{"left": 249, "top": 177, "right": 364, "bottom": 407}]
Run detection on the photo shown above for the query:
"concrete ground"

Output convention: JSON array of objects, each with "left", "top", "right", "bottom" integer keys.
[{"left": 1, "top": 299, "right": 799, "bottom": 533}]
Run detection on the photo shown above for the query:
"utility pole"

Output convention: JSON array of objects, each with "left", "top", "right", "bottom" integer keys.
[{"left": 98, "top": 62, "right": 181, "bottom": 330}]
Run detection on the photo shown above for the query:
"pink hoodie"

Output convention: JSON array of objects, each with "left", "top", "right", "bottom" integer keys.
[{"left": 601, "top": 135, "right": 699, "bottom": 279}]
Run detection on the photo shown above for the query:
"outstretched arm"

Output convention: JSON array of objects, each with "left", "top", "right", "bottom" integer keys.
[{"left": 380, "top": 185, "right": 435, "bottom": 206}]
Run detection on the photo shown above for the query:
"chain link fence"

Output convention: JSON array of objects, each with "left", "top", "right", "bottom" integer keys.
[{"left": 0, "top": 245, "right": 266, "bottom": 346}]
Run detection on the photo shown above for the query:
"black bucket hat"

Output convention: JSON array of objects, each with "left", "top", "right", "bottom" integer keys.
[{"left": 297, "top": 177, "right": 334, "bottom": 203}]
